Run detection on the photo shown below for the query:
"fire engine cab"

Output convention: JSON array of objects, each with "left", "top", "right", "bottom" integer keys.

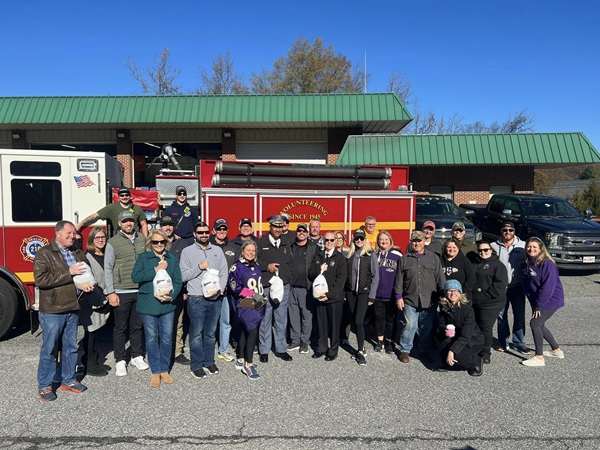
[{"left": 0, "top": 149, "right": 122, "bottom": 338}]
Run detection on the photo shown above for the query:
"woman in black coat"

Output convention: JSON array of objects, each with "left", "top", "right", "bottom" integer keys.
[
  {"left": 472, "top": 241, "right": 509, "bottom": 365},
  {"left": 436, "top": 279, "right": 484, "bottom": 376}
]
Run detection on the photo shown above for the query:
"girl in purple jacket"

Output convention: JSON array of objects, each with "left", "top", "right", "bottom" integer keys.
[{"left": 521, "top": 237, "right": 565, "bottom": 367}]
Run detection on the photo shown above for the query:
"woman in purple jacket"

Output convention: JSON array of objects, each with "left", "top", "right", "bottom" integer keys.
[
  {"left": 228, "top": 241, "right": 266, "bottom": 380},
  {"left": 373, "top": 231, "right": 402, "bottom": 354},
  {"left": 521, "top": 237, "right": 565, "bottom": 367}
]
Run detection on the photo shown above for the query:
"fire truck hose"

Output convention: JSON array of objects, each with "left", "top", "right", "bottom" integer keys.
[
  {"left": 215, "top": 162, "right": 391, "bottom": 179},
  {"left": 212, "top": 175, "right": 390, "bottom": 190}
]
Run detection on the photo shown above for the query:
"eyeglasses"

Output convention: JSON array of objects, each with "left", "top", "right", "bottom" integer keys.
[
  {"left": 478, "top": 248, "right": 492, "bottom": 253},
  {"left": 177, "top": 192, "right": 187, "bottom": 196},
  {"left": 324, "top": 238, "right": 336, "bottom": 242},
  {"left": 411, "top": 239, "right": 423, "bottom": 242},
  {"left": 365, "top": 223, "right": 376, "bottom": 227},
  {"left": 94, "top": 236, "right": 106, "bottom": 240},
  {"left": 151, "top": 240, "right": 166, "bottom": 245},
  {"left": 119, "top": 194, "right": 130, "bottom": 198},
  {"left": 453, "top": 229, "right": 465, "bottom": 233},
  {"left": 335, "top": 237, "right": 343, "bottom": 241},
  {"left": 354, "top": 236, "right": 365, "bottom": 241},
  {"left": 195, "top": 230, "right": 210, "bottom": 235},
  {"left": 216, "top": 227, "right": 227, "bottom": 232},
  {"left": 297, "top": 230, "right": 308, "bottom": 233},
  {"left": 502, "top": 228, "right": 515, "bottom": 233}
]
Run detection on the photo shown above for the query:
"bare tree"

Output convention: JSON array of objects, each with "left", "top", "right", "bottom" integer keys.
[
  {"left": 387, "top": 70, "right": 413, "bottom": 105},
  {"left": 126, "top": 48, "right": 182, "bottom": 95},
  {"left": 460, "top": 108, "right": 535, "bottom": 134},
  {"left": 250, "top": 37, "right": 364, "bottom": 94},
  {"left": 197, "top": 50, "right": 249, "bottom": 94}
]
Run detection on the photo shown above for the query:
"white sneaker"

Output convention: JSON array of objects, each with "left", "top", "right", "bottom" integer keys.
[
  {"left": 129, "top": 356, "right": 149, "bottom": 371},
  {"left": 543, "top": 349, "right": 565, "bottom": 359},
  {"left": 115, "top": 360, "right": 127, "bottom": 377},
  {"left": 521, "top": 357, "right": 545, "bottom": 367}
]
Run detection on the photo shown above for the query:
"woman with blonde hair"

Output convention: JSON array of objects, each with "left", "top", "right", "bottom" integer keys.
[
  {"left": 345, "top": 229, "right": 379, "bottom": 365},
  {"left": 132, "top": 229, "right": 182, "bottom": 387},
  {"left": 333, "top": 231, "right": 349, "bottom": 257},
  {"left": 521, "top": 237, "right": 565, "bottom": 367},
  {"left": 436, "top": 280, "right": 484, "bottom": 376},
  {"left": 373, "top": 230, "right": 402, "bottom": 353}
]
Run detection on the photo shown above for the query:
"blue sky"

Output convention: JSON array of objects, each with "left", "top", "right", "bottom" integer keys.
[{"left": 2, "top": 1, "right": 599, "bottom": 147}]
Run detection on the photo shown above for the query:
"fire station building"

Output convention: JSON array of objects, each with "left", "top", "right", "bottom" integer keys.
[{"left": 1, "top": 93, "right": 598, "bottom": 205}]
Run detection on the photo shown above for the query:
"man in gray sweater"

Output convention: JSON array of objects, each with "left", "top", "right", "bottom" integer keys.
[{"left": 180, "top": 221, "right": 229, "bottom": 379}]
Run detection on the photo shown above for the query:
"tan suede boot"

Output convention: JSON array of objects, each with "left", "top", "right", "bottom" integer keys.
[
  {"left": 161, "top": 372, "right": 174, "bottom": 384},
  {"left": 150, "top": 374, "right": 161, "bottom": 388}
]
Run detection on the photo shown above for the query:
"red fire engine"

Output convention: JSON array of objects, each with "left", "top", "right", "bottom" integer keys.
[
  {"left": 0, "top": 149, "right": 122, "bottom": 338},
  {"left": 157, "top": 160, "right": 416, "bottom": 248}
]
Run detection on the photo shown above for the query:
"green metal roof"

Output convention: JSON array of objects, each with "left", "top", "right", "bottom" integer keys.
[
  {"left": 0, "top": 93, "right": 412, "bottom": 132},
  {"left": 336, "top": 133, "right": 600, "bottom": 167}
]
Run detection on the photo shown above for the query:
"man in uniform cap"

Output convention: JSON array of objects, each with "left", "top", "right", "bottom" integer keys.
[
  {"left": 163, "top": 185, "right": 199, "bottom": 240},
  {"left": 76, "top": 187, "right": 148, "bottom": 237},
  {"left": 394, "top": 229, "right": 445, "bottom": 364},
  {"left": 256, "top": 214, "right": 294, "bottom": 363}
]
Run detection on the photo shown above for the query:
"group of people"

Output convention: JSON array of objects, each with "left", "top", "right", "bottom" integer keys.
[{"left": 34, "top": 189, "right": 565, "bottom": 402}]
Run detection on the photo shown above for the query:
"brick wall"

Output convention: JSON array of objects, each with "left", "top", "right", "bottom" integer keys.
[
  {"left": 11, "top": 130, "right": 28, "bottom": 149},
  {"left": 222, "top": 129, "right": 236, "bottom": 161},
  {"left": 410, "top": 165, "right": 535, "bottom": 205},
  {"left": 116, "top": 130, "right": 133, "bottom": 187}
]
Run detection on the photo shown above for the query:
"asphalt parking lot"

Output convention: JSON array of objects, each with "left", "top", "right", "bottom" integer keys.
[{"left": 1, "top": 270, "right": 600, "bottom": 450}]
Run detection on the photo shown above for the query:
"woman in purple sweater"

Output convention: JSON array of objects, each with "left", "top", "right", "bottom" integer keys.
[{"left": 521, "top": 237, "right": 565, "bottom": 367}]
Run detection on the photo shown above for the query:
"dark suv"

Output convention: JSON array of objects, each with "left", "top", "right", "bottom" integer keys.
[{"left": 416, "top": 195, "right": 481, "bottom": 243}]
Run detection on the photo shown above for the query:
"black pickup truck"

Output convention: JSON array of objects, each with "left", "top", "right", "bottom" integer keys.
[
  {"left": 461, "top": 194, "right": 600, "bottom": 270},
  {"left": 417, "top": 195, "right": 481, "bottom": 242}
]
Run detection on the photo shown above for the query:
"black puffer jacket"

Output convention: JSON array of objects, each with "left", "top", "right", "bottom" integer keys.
[{"left": 436, "top": 301, "right": 484, "bottom": 354}]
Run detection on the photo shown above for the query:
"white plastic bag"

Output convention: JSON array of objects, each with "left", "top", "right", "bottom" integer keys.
[
  {"left": 202, "top": 268, "right": 221, "bottom": 300},
  {"left": 73, "top": 262, "right": 96, "bottom": 290},
  {"left": 269, "top": 271, "right": 284, "bottom": 303},
  {"left": 312, "top": 271, "right": 329, "bottom": 299},
  {"left": 153, "top": 269, "right": 173, "bottom": 297}
]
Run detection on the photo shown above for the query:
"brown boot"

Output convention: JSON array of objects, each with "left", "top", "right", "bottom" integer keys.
[
  {"left": 161, "top": 372, "right": 174, "bottom": 384},
  {"left": 400, "top": 352, "right": 410, "bottom": 363},
  {"left": 150, "top": 374, "right": 161, "bottom": 388}
]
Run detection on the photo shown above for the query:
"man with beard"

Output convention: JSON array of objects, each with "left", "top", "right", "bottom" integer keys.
[
  {"left": 287, "top": 223, "right": 318, "bottom": 354},
  {"left": 180, "top": 221, "right": 229, "bottom": 379},
  {"left": 105, "top": 211, "right": 148, "bottom": 376},
  {"left": 309, "top": 218, "right": 325, "bottom": 251},
  {"left": 209, "top": 218, "right": 237, "bottom": 363}
]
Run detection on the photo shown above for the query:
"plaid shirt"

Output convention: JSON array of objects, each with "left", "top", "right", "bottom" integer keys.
[{"left": 58, "top": 243, "right": 80, "bottom": 295}]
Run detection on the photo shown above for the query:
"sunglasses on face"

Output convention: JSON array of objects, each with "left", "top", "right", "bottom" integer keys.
[
  {"left": 324, "top": 238, "right": 336, "bottom": 242},
  {"left": 478, "top": 248, "right": 492, "bottom": 253},
  {"left": 151, "top": 240, "right": 166, "bottom": 245},
  {"left": 502, "top": 228, "right": 515, "bottom": 233},
  {"left": 119, "top": 194, "right": 130, "bottom": 198},
  {"left": 453, "top": 229, "right": 465, "bottom": 233},
  {"left": 195, "top": 230, "right": 210, "bottom": 235},
  {"left": 354, "top": 236, "right": 365, "bottom": 241},
  {"left": 216, "top": 227, "right": 227, "bottom": 232}
]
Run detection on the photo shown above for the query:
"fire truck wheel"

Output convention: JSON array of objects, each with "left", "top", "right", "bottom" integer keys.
[{"left": 0, "top": 278, "right": 18, "bottom": 340}]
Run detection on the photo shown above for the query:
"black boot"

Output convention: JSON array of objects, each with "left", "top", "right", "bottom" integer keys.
[
  {"left": 468, "top": 357, "right": 483, "bottom": 377},
  {"left": 87, "top": 353, "right": 109, "bottom": 377}
]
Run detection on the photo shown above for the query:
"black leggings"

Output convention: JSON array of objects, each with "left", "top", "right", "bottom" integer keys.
[
  {"left": 237, "top": 325, "right": 259, "bottom": 364},
  {"left": 530, "top": 309, "right": 559, "bottom": 356},
  {"left": 474, "top": 304, "right": 504, "bottom": 358},
  {"left": 373, "top": 300, "right": 396, "bottom": 340},
  {"left": 346, "top": 291, "right": 369, "bottom": 351}
]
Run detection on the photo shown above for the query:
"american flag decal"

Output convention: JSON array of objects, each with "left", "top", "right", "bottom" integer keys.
[{"left": 74, "top": 175, "right": 95, "bottom": 188}]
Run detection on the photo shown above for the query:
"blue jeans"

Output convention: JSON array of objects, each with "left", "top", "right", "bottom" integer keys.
[
  {"left": 140, "top": 312, "right": 174, "bottom": 374},
  {"left": 259, "top": 284, "right": 290, "bottom": 354},
  {"left": 398, "top": 304, "right": 436, "bottom": 354},
  {"left": 37, "top": 311, "right": 79, "bottom": 389},
  {"left": 187, "top": 295, "right": 222, "bottom": 371},
  {"left": 498, "top": 285, "right": 526, "bottom": 348},
  {"left": 218, "top": 294, "right": 231, "bottom": 355}
]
